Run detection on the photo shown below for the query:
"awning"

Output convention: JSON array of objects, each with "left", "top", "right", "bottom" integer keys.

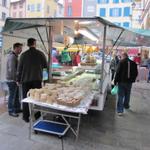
[{"left": 2, "top": 17, "right": 150, "bottom": 48}]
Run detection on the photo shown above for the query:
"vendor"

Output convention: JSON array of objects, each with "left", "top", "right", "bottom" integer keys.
[{"left": 61, "top": 46, "right": 71, "bottom": 65}]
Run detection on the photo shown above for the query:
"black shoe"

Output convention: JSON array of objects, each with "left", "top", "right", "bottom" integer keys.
[
  {"left": 124, "top": 106, "right": 130, "bottom": 109},
  {"left": 15, "top": 109, "right": 22, "bottom": 113},
  {"left": 22, "top": 117, "right": 29, "bottom": 123},
  {"left": 34, "top": 111, "right": 41, "bottom": 120},
  {"left": 9, "top": 112, "right": 19, "bottom": 117}
]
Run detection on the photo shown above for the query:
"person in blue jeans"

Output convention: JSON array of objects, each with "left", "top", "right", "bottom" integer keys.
[
  {"left": 6, "top": 43, "right": 23, "bottom": 117},
  {"left": 147, "top": 59, "right": 150, "bottom": 83},
  {"left": 114, "top": 52, "right": 138, "bottom": 116}
]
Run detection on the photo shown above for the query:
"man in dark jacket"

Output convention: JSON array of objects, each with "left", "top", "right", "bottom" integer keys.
[
  {"left": 6, "top": 43, "right": 23, "bottom": 117},
  {"left": 17, "top": 38, "right": 47, "bottom": 122},
  {"left": 114, "top": 52, "right": 138, "bottom": 116}
]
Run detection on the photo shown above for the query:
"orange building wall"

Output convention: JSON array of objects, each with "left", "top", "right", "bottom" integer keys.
[{"left": 64, "top": 0, "right": 82, "bottom": 17}]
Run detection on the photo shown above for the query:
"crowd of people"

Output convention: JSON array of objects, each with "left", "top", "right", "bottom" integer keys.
[
  {"left": 5, "top": 38, "right": 81, "bottom": 122},
  {"left": 5, "top": 41, "right": 150, "bottom": 120}
]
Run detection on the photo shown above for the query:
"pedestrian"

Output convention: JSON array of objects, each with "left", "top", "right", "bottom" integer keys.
[
  {"left": 17, "top": 38, "right": 47, "bottom": 122},
  {"left": 147, "top": 58, "right": 150, "bottom": 83},
  {"left": 110, "top": 52, "right": 119, "bottom": 82},
  {"left": 114, "top": 52, "right": 138, "bottom": 116},
  {"left": 133, "top": 53, "right": 141, "bottom": 65},
  {"left": 6, "top": 42, "right": 23, "bottom": 117}
]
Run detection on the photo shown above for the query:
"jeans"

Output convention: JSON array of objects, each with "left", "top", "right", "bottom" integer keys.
[
  {"left": 22, "top": 81, "right": 42, "bottom": 120},
  {"left": 117, "top": 83, "right": 132, "bottom": 113},
  {"left": 7, "top": 82, "right": 20, "bottom": 113}
]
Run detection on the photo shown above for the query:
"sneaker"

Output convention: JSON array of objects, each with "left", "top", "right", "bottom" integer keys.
[
  {"left": 118, "top": 112, "right": 123, "bottom": 116},
  {"left": 22, "top": 117, "right": 29, "bottom": 123},
  {"left": 9, "top": 112, "right": 19, "bottom": 117}
]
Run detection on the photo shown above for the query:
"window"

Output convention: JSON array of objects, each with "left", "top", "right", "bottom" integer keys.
[
  {"left": 110, "top": 8, "right": 122, "bottom": 17},
  {"left": 13, "top": 12, "right": 16, "bottom": 18},
  {"left": 0, "top": 28, "right": 2, "bottom": 33},
  {"left": 13, "top": 4, "right": 17, "bottom": 9},
  {"left": 47, "top": 6, "right": 50, "bottom": 14},
  {"left": 123, "top": 22, "right": 130, "bottom": 27},
  {"left": 2, "top": 0, "right": 7, "bottom": 7},
  {"left": 99, "top": 8, "right": 106, "bottom": 17},
  {"left": 19, "top": 2, "right": 23, "bottom": 8},
  {"left": 2, "top": 12, "right": 6, "bottom": 20},
  {"left": 37, "top": 4, "right": 41, "bottom": 11},
  {"left": 97, "top": 0, "right": 109, "bottom": 4},
  {"left": 87, "top": 6, "right": 95, "bottom": 12},
  {"left": 0, "top": 36, "right": 3, "bottom": 48},
  {"left": 19, "top": 12, "right": 22, "bottom": 18},
  {"left": 113, "top": 0, "right": 119, "bottom": 3},
  {"left": 27, "top": 5, "right": 30, "bottom": 11},
  {"left": 30, "top": 4, "right": 35, "bottom": 12},
  {"left": 124, "top": 7, "right": 130, "bottom": 16},
  {"left": 67, "top": 6, "right": 72, "bottom": 16},
  {"left": 121, "top": 0, "right": 132, "bottom": 2}
]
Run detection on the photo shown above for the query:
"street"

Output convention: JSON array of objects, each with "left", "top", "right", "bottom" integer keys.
[{"left": 0, "top": 81, "right": 149, "bottom": 150}]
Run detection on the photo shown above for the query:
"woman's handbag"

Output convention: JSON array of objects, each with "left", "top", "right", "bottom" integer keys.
[{"left": 111, "top": 85, "right": 118, "bottom": 95}]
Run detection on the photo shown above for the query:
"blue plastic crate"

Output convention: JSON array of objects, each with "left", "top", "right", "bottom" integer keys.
[{"left": 33, "top": 120, "right": 69, "bottom": 136}]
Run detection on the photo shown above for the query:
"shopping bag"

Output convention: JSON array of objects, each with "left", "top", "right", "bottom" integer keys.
[{"left": 111, "top": 85, "right": 118, "bottom": 95}]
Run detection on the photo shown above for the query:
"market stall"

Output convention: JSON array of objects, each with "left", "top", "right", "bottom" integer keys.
[
  {"left": 3, "top": 17, "right": 150, "bottom": 139},
  {"left": 2, "top": 17, "right": 124, "bottom": 112}
]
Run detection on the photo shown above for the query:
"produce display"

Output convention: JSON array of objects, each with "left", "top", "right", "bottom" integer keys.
[
  {"left": 66, "top": 72, "right": 100, "bottom": 91},
  {"left": 80, "top": 55, "right": 97, "bottom": 66}
]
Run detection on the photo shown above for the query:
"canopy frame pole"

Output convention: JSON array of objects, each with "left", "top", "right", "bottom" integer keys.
[
  {"left": 35, "top": 27, "right": 48, "bottom": 54},
  {"left": 48, "top": 26, "right": 53, "bottom": 82},
  {"left": 106, "top": 29, "right": 124, "bottom": 59},
  {"left": 100, "top": 25, "right": 107, "bottom": 94},
  {"left": 110, "top": 29, "right": 124, "bottom": 51}
]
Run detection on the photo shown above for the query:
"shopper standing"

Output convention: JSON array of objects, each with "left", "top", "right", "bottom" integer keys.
[
  {"left": 6, "top": 43, "right": 23, "bottom": 117},
  {"left": 114, "top": 52, "right": 138, "bottom": 116},
  {"left": 110, "top": 53, "right": 119, "bottom": 81},
  {"left": 17, "top": 38, "right": 47, "bottom": 122}
]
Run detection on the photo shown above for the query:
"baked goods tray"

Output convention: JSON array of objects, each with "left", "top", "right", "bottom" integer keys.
[{"left": 22, "top": 93, "right": 94, "bottom": 114}]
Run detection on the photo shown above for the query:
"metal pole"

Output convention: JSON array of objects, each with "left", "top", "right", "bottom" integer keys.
[
  {"left": 100, "top": 25, "right": 107, "bottom": 94},
  {"left": 48, "top": 26, "right": 53, "bottom": 82}
]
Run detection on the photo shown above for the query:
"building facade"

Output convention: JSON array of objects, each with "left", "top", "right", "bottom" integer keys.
[
  {"left": 10, "top": 0, "right": 26, "bottom": 18},
  {"left": 131, "top": 0, "right": 143, "bottom": 29},
  {"left": 97, "top": 0, "right": 133, "bottom": 28},
  {"left": 0, "top": 0, "right": 10, "bottom": 49},
  {"left": 141, "top": 0, "right": 150, "bottom": 29},
  {"left": 56, "top": 0, "right": 64, "bottom": 17},
  {"left": 82, "top": 0, "right": 97, "bottom": 17},
  {"left": 0, "top": 0, "right": 10, "bottom": 79},
  {"left": 26, "top": 0, "right": 57, "bottom": 18},
  {"left": 64, "top": 0, "right": 82, "bottom": 17}
]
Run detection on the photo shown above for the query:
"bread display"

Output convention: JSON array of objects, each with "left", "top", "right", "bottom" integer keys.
[{"left": 27, "top": 84, "right": 86, "bottom": 107}]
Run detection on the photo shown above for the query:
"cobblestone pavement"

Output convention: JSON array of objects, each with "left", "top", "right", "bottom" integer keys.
[{"left": 0, "top": 81, "right": 149, "bottom": 150}]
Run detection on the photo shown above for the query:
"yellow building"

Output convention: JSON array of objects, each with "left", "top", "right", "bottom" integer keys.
[{"left": 26, "top": 0, "right": 58, "bottom": 18}]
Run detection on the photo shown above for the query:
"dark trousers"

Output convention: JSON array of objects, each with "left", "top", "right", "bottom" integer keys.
[
  {"left": 117, "top": 83, "right": 132, "bottom": 113},
  {"left": 7, "top": 82, "right": 20, "bottom": 113},
  {"left": 22, "top": 81, "right": 42, "bottom": 120},
  {"left": 111, "top": 70, "right": 115, "bottom": 81}
]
